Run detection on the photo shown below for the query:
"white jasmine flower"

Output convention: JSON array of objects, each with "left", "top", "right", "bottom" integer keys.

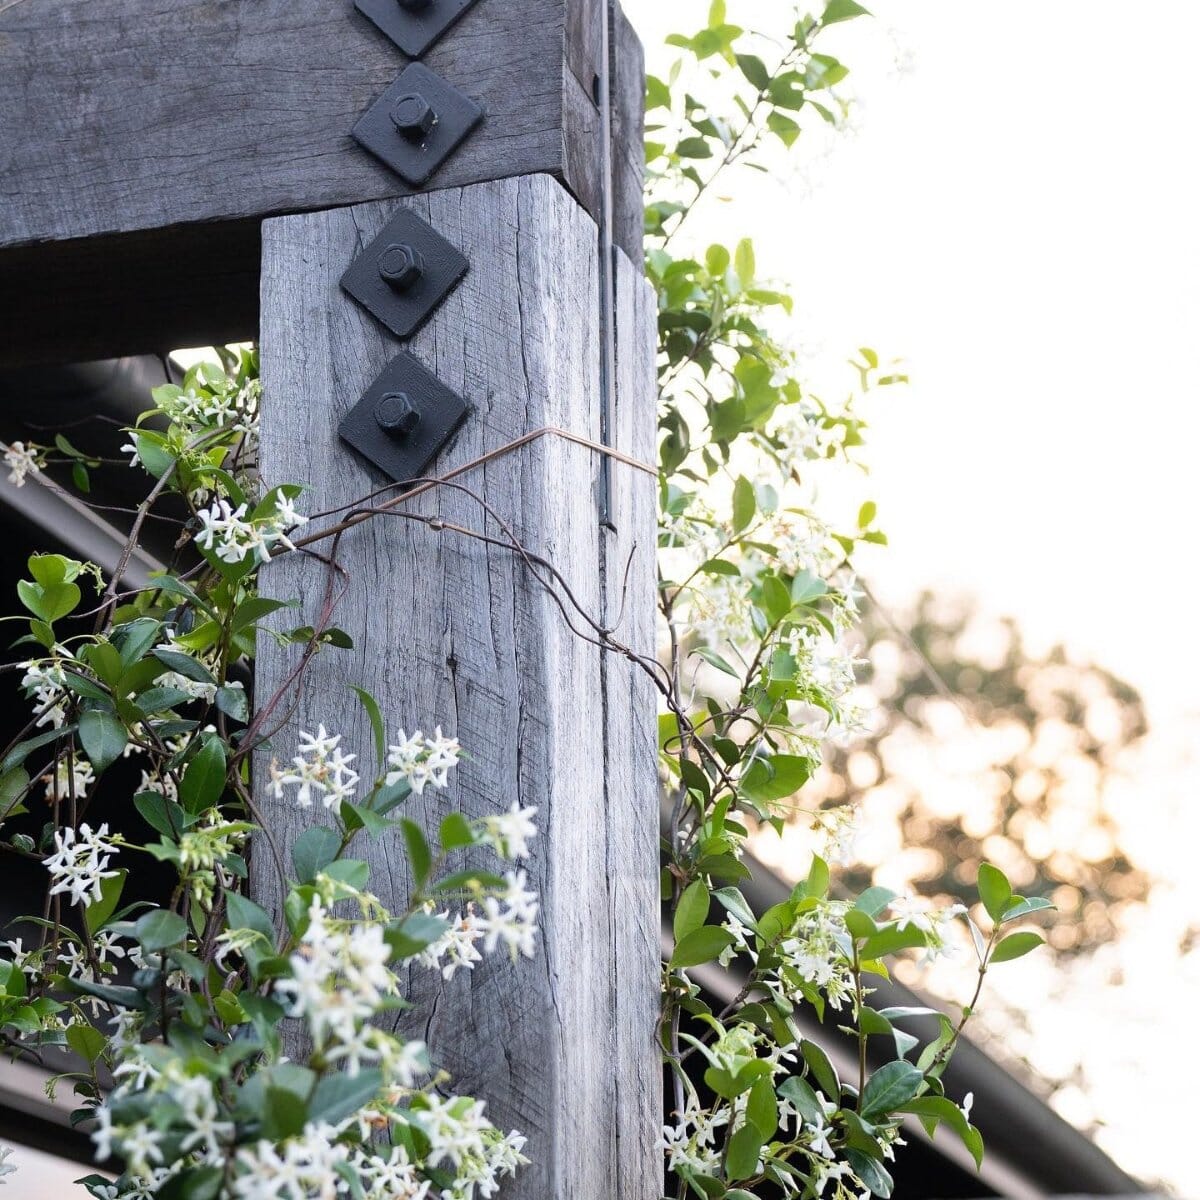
[
  {"left": 385, "top": 726, "right": 460, "bottom": 795},
  {"left": 418, "top": 908, "right": 484, "bottom": 980},
  {"left": 0, "top": 1144, "right": 15, "bottom": 1183},
  {"left": 44, "top": 756, "right": 95, "bottom": 802},
  {"left": 44, "top": 822, "right": 119, "bottom": 907},
  {"left": 3, "top": 441, "right": 40, "bottom": 487},
  {"left": 272, "top": 725, "right": 360, "bottom": 810},
  {"left": 478, "top": 871, "right": 540, "bottom": 960},
  {"left": 480, "top": 802, "right": 538, "bottom": 860}
]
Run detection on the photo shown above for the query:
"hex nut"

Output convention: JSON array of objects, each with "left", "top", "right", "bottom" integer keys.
[{"left": 377, "top": 243, "right": 425, "bottom": 291}]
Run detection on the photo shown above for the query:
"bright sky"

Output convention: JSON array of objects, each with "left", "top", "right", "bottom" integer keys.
[{"left": 633, "top": 1, "right": 1200, "bottom": 1193}]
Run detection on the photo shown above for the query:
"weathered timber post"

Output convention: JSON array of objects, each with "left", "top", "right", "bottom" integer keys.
[{"left": 254, "top": 177, "right": 659, "bottom": 1198}]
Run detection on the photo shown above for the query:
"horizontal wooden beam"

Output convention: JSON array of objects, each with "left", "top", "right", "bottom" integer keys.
[{"left": 0, "top": 0, "right": 644, "bottom": 366}]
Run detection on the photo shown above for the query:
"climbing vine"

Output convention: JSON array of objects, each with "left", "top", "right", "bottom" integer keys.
[
  {"left": 649, "top": 4, "right": 1053, "bottom": 1197},
  {"left": 0, "top": 356, "right": 537, "bottom": 1199}
]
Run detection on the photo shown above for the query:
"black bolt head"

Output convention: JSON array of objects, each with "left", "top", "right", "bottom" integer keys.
[
  {"left": 377, "top": 242, "right": 425, "bottom": 291},
  {"left": 390, "top": 93, "right": 437, "bottom": 141},
  {"left": 375, "top": 392, "right": 421, "bottom": 439}
]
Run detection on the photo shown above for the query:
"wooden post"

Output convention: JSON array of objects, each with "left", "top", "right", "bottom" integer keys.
[{"left": 254, "top": 175, "right": 660, "bottom": 1198}]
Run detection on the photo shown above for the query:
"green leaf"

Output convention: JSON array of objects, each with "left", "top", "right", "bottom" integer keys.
[
  {"left": 1, "top": 725, "right": 74, "bottom": 774},
  {"left": 226, "top": 892, "right": 276, "bottom": 943},
  {"left": 84, "top": 868, "right": 127, "bottom": 933},
  {"left": 725, "top": 1125, "right": 764, "bottom": 1181},
  {"left": 671, "top": 926, "right": 734, "bottom": 969},
  {"left": 736, "top": 53, "right": 770, "bottom": 90},
  {"left": 156, "top": 1167, "right": 222, "bottom": 1200},
  {"left": 1001, "top": 896, "right": 1055, "bottom": 922},
  {"left": 990, "top": 931, "right": 1045, "bottom": 963},
  {"left": 845, "top": 1148, "right": 893, "bottom": 1197},
  {"left": 215, "top": 685, "right": 249, "bottom": 723},
  {"left": 134, "top": 792, "right": 189, "bottom": 840},
  {"left": 134, "top": 909, "right": 188, "bottom": 952},
  {"left": 977, "top": 862, "right": 1012, "bottom": 922},
  {"left": 800, "top": 1040, "right": 840, "bottom": 1101},
  {"left": 778, "top": 1075, "right": 822, "bottom": 1125},
  {"left": 693, "top": 646, "right": 740, "bottom": 677},
  {"left": 900, "top": 1096, "right": 984, "bottom": 1168},
  {"left": 439, "top": 812, "right": 476, "bottom": 852},
  {"left": 179, "top": 735, "right": 227, "bottom": 813},
  {"left": 860, "top": 922, "right": 929, "bottom": 960},
  {"left": 805, "top": 855, "right": 830, "bottom": 900},
  {"left": 61, "top": 672, "right": 110, "bottom": 702},
  {"left": 712, "top": 886, "right": 757, "bottom": 931},
  {"left": 292, "top": 826, "right": 341, "bottom": 882},
  {"left": 152, "top": 647, "right": 215, "bottom": 685},
  {"left": 351, "top": 685, "right": 386, "bottom": 768},
  {"left": 309, "top": 1068, "right": 383, "bottom": 1126},
  {"left": 822, "top": 0, "right": 871, "bottom": 25},
  {"left": 115, "top": 617, "right": 162, "bottom": 668},
  {"left": 27, "top": 554, "right": 70, "bottom": 587},
  {"left": 746, "top": 1075, "right": 777, "bottom": 1138},
  {"left": 861, "top": 1059, "right": 924, "bottom": 1118},
  {"left": 674, "top": 880, "right": 711, "bottom": 942},
  {"left": 19, "top": 579, "right": 83, "bottom": 624},
  {"left": 0, "top": 767, "right": 29, "bottom": 815},
  {"left": 262, "top": 1086, "right": 310, "bottom": 1140},
  {"left": 676, "top": 136, "right": 713, "bottom": 159},
  {"left": 78, "top": 710, "right": 127, "bottom": 773},
  {"left": 854, "top": 886, "right": 897, "bottom": 918},
  {"left": 229, "top": 596, "right": 290, "bottom": 633},
  {"left": 741, "top": 754, "right": 810, "bottom": 803},
  {"left": 386, "top": 912, "right": 450, "bottom": 958},
  {"left": 66, "top": 1022, "right": 105, "bottom": 1064},
  {"left": 401, "top": 819, "right": 432, "bottom": 888},
  {"left": 705, "top": 244, "right": 730, "bottom": 276},
  {"left": 731, "top": 475, "right": 756, "bottom": 532},
  {"left": 734, "top": 238, "right": 756, "bottom": 287}
]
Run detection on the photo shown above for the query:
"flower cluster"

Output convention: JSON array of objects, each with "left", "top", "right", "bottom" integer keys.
[
  {"left": 276, "top": 896, "right": 400, "bottom": 1075},
  {"left": 20, "top": 656, "right": 70, "bottom": 729},
  {"left": 3, "top": 440, "right": 42, "bottom": 488},
  {"left": 195, "top": 493, "right": 306, "bottom": 566},
  {"left": 268, "top": 724, "right": 360, "bottom": 810},
  {"left": 386, "top": 727, "right": 461, "bottom": 795},
  {"left": 419, "top": 870, "right": 540, "bottom": 980},
  {"left": 43, "top": 822, "right": 120, "bottom": 907}
]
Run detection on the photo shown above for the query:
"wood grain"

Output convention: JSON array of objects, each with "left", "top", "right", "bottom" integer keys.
[
  {"left": 0, "top": 0, "right": 645, "bottom": 365},
  {"left": 0, "top": 0, "right": 642, "bottom": 256},
  {"left": 255, "top": 174, "right": 659, "bottom": 1197}
]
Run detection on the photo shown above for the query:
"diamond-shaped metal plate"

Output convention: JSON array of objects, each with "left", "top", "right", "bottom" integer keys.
[
  {"left": 341, "top": 206, "right": 468, "bottom": 339},
  {"left": 356, "top": 0, "right": 482, "bottom": 58},
  {"left": 352, "top": 62, "right": 483, "bottom": 187},
  {"left": 340, "top": 353, "right": 470, "bottom": 485}
]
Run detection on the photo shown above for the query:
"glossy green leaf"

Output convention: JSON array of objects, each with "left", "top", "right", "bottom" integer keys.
[{"left": 78, "top": 709, "right": 127, "bottom": 773}]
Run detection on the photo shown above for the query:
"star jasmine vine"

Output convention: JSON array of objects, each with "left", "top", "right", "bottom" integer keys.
[
  {"left": 649, "top": 3, "right": 1055, "bottom": 1197},
  {"left": 0, "top": 349, "right": 538, "bottom": 1199}
]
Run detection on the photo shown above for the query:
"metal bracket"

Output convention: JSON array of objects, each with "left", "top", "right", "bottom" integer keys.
[
  {"left": 341, "top": 206, "right": 469, "bottom": 339},
  {"left": 355, "top": 0, "right": 482, "bottom": 59},
  {"left": 340, "top": 353, "right": 469, "bottom": 484},
  {"left": 352, "top": 62, "right": 483, "bottom": 187}
]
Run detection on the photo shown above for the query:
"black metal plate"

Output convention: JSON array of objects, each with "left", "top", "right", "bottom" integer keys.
[
  {"left": 355, "top": 0, "right": 482, "bottom": 59},
  {"left": 340, "top": 353, "right": 469, "bottom": 484},
  {"left": 352, "top": 62, "right": 483, "bottom": 187},
  {"left": 340, "top": 206, "right": 468, "bottom": 339}
]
